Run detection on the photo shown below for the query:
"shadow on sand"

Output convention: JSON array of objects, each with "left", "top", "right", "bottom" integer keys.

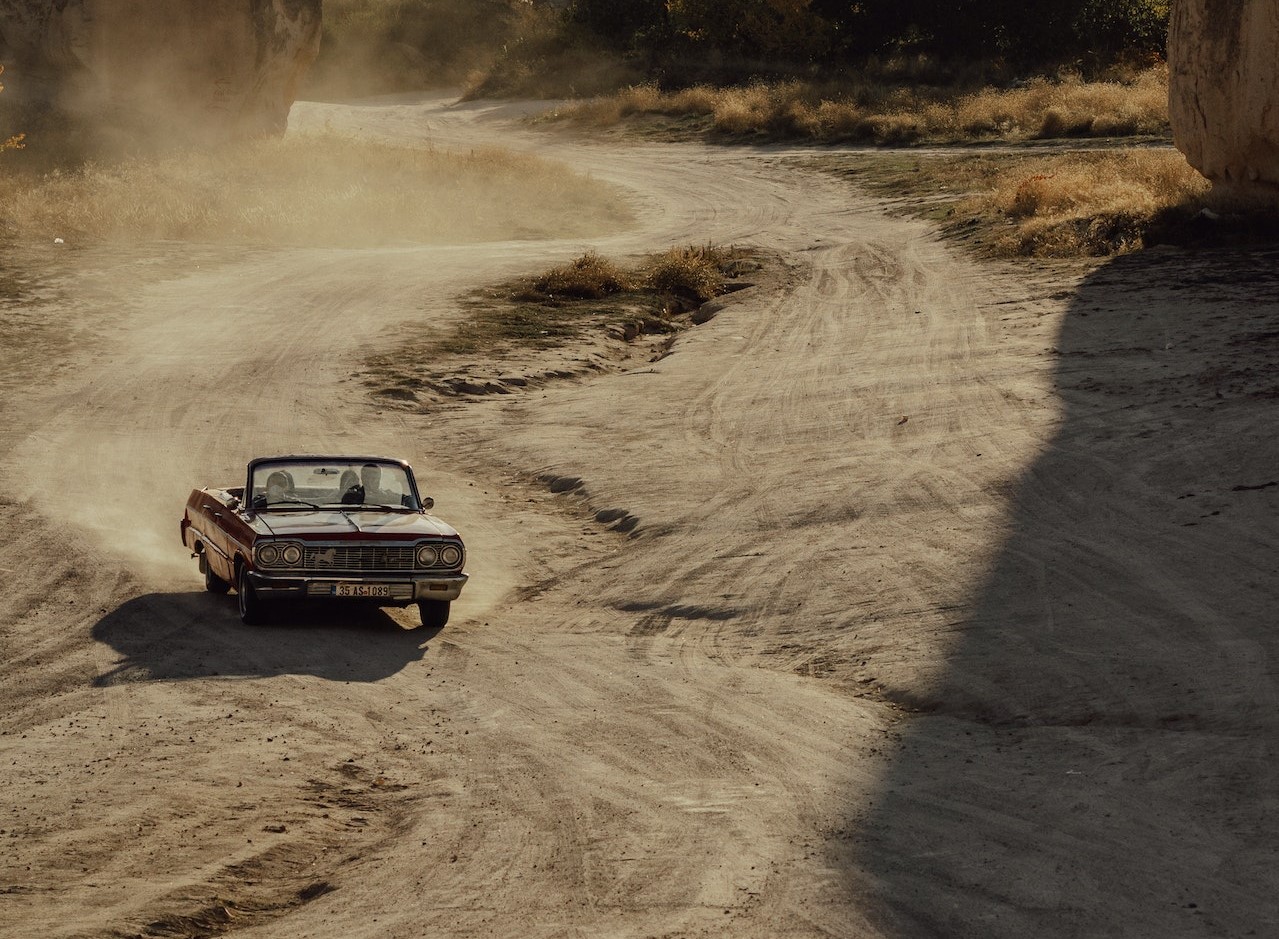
[
  {"left": 92, "top": 590, "right": 441, "bottom": 686},
  {"left": 849, "top": 246, "right": 1279, "bottom": 936}
]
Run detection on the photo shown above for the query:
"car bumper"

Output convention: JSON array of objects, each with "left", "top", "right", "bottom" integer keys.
[{"left": 245, "top": 570, "right": 468, "bottom": 604}]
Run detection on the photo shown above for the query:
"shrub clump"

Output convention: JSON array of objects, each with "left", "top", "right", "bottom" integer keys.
[
  {"left": 549, "top": 66, "right": 1170, "bottom": 145},
  {"left": 522, "top": 244, "right": 740, "bottom": 306},
  {"left": 642, "top": 244, "right": 728, "bottom": 302},
  {"left": 531, "top": 250, "right": 632, "bottom": 299},
  {"left": 983, "top": 150, "right": 1210, "bottom": 256}
]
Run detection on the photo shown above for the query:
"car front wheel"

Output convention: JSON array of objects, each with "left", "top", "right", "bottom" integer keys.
[
  {"left": 237, "top": 566, "right": 266, "bottom": 626},
  {"left": 418, "top": 600, "right": 450, "bottom": 629}
]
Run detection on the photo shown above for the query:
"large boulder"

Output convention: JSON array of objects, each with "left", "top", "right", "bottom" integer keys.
[
  {"left": 0, "top": 0, "right": 321, "bottom": 143},
  {"left": 1169, "top": 0, "right": 1279, "bottom": 210}
]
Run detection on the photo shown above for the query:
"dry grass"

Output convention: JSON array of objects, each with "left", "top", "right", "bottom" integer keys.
[
  {"left": 0, "top": 134, "right": 632, "bottom": 246},
  {"left": 519, "top": 244, "right": 739, "bottom": 306},
  {"left": 548, "top": 66, "right": 1170, "bottom": 144},
  {"left": 530, "top": 251, "right": 633, "bottom": 299},
  {"left": 360, "top": 242, "right": 763, "bottom": 408},
  {"left": 814, "top": 148, "right": 1210, "bottom": 258},
  {"left": 642, "top": 244, "right": 730, "bottom": 302},
  {"left": 980, "top": 150, "right": 1210, "bottom": 256},
  {"left": 429, "top": 243, "right": 750, "bottom": 356}
]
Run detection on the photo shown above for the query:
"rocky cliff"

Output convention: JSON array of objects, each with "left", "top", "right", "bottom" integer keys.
[
  {"left": 0, "top": 0, "right": 321, "bottom": 143},
  {"left": 1169, "top": 0, "right": 1279, "bottom": 210}
]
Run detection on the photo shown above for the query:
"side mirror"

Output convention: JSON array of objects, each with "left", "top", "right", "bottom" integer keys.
[
  {"left": 227, "top": 496, "right": 241, "bottom": 511},
  {"left": 421, "top": 496, "right": 434, "bottom": 511}
]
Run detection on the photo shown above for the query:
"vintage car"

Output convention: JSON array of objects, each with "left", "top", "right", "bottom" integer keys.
[{"left": 181, "top": 455, "right": 467, "bottom": 627}]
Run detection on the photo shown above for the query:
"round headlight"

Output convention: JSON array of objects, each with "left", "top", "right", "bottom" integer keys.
[
  {"left": 416, "top": 544, "right": 440, "bottom": 567},
  {"left": 257, "top": 543, "right": 280, "bottom": 566},
  {"left": 439, "top": 544, "right": 463, "bottom": 568},
  {"left": 280, "top": 543, "right": 302, "bottom": 566}
]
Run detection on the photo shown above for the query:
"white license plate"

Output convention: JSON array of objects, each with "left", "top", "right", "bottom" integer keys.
[{"left": 334, "top": 583, "right": 391, "bottom": 598}]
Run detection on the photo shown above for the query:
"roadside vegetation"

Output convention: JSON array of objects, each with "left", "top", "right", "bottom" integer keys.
[
  {"left": 307, "top": 1, "right": 1198, "bottom": 262},
  {"left": 443, "top": 243, "right": 752, "bottom": 356},
  {"left": 0, "top": 135, "right": 629, "bottom": 247},
  {"left": 0, "top": 0, "right": 1210, "bottom": 263},
  {"left": 362, "top": 244, "right": 758, "bottom": 401},
  {"left": 812, "top": 149, "right": 1211, "bottom": 258},
  {"left": 541, "top": 66, "right": 1169, "bottom": 144}
]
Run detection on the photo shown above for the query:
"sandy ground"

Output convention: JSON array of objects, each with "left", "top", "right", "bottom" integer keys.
[{"left": 2, "top": 93, "right": 1278, "bottom": 938}]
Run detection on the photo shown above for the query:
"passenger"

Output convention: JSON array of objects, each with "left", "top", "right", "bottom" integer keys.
[{"left": 338, "top": 469, "right": 362, "bottom": 504}]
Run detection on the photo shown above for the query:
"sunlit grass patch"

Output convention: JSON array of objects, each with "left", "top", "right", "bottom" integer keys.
[
  {"left": 528, "top": 250, "right": 633, "bottom": 299},
  {"left": 546, "top": 66, "right": 1170, "bottom": 145},
  {"left": 957, "top": 68, "right": 1169, "bottom": 139},
  {"left": 516, "top": 243, "right": 743, "bottom": 309},
  {"left": 643, "top": 243, "right": 730, "bottom": 302},
  {"left": 978, "top": 150, "right": 1209, "bottom": 256},
  {"left": 813, "top": 148, "right": 1209, "bottom": 258},
  {"left": 0, "top": 134, "right": 632, "bottom": 246},
  {"left": 439, "top": 244, "right": 752, "bottom": 356},
  {"left": 362, "top": 242, "right": 760, "bottom": 402}
]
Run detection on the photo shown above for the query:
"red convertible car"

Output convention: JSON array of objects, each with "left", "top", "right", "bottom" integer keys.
[{"left": 181, "top": 455, "right": 468, "bottom": 627}]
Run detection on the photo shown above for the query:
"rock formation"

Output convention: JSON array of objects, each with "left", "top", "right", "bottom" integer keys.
[
  {"left": 1169, "top": 0, "right": 1279, "bottom": 210},
  {"left": 0, "top": 0, "right": 321, "bottom": 144}
]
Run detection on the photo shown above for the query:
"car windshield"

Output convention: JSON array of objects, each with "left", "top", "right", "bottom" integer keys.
[{"left": 250, "top": 460, "right": 418, "bottom": 511}]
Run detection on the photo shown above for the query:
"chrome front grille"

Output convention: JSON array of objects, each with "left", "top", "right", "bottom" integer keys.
[{"left": 303, "top": 544, "right": 417, "bottom": 572}]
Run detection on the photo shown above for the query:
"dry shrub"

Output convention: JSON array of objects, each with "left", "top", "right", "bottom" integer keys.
[
  {"left": 531, "top": 250, "right": 631, "bottom": 299},
  {"left": 954, "top": 86, "right": 1017, "bottom": 135},
  {"left": 981, "top": 150, "right": 1209, "bottom": 256},
  {"left": 616, "top": 83, "right": 665, "bottom": 115},
  {"left": 711, "top": 85, "right": 774, "bottom": 135},
  {"left": 865, "top": 112, "right": 926, "bottom": 144},
  {"left": 560, "top": 96, "right": 624, "bottom": 127},
  {"left": 552, "top": 82, "right": 715, "bottom": 126},
  {"left": 957, "top": 66, "right": 1169, "bottom": 140},
  {"left": 816, "top": 99, "right": 871, "bottom": 137},
  {"left": 643, "top": 244, "right": 727, "bottom": 302},
  {"left": 770, "top": 99, "right": 821, "bottom": 137},
  {"left": 668, "top": 85, "right": 721, "bottom": 115},
  {"left": 552, "top": 65, "right": 1169, "bottom": 144},
  {"left": 0, "top": 133, "right": 632, "bottom": 246}
]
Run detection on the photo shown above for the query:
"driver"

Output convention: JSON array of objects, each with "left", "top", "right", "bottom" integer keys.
[
  {"left": 265, "top": 470, "right": 291, "bottom": 503},
  {"left": 359, "top": 463, "right": 401, "bottom": 505}
]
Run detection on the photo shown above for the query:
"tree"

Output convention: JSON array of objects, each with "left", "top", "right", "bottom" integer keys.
[{"left": 566, "top": 0, "right": 670, "bottom": 51}]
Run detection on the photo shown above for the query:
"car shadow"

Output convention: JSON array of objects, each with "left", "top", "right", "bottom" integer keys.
[
  {"left": 845, "top": 246, "right": 1279, "bottom": 934},
  {"left": 91, "top": 590, "right": 442, "bottom": 685}
]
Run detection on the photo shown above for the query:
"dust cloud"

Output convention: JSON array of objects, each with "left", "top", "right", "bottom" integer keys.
[
  {"left": 2, "top": 0, "right": 637, "bottom": 251},
  {"left": 1, "top": 132, "right": 633, "bottom": 247}
]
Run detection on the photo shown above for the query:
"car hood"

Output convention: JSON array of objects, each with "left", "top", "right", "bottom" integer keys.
[{"left": 252, "top": 510, "right": 460, "bottom": 540}]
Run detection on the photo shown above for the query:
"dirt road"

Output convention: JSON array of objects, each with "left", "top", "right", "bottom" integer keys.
[{"left": 3, "top": 94, "right": 1277, "bottom": 938}]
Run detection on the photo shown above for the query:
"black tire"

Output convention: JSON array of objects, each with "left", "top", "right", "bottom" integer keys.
[
  {"left": 418, "top": 600, "right": 450, "bottom": 629},
  {"left": 202, "top": 555, "right": 230, "bottom": 595},
  {"left": 237, "top": 565, "right": 267, "bottom": 625}
]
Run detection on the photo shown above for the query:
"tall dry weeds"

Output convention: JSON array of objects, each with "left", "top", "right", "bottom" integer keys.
[
  {"left": 643, "top": 244, "right": 728, "bottom": 302},
  {"left": 551, "top": 66, "right": 1170, "bottom": 144},
  {"left": 531, "top": 251, "right": 632, "bottom": 299},
  {"left": 978, "top": 150, "right": 1209, "bottom": 256}
]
